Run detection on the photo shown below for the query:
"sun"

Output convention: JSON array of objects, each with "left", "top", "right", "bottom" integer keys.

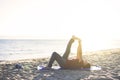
[
  {"left": 82, "top": 37, "right": 110, "bottom": 52},
  {"left": 71, "top": 31, "right": 110, "bottom": 52}
]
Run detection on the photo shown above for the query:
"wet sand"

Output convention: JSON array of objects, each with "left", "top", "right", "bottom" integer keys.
[{"left": 0, "top": 48, "right": 120, "bottom": 80}]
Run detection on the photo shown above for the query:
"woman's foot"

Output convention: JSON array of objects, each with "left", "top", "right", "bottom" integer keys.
[{"left": 72, "top": 35, "right": 81, "bottom": 41}]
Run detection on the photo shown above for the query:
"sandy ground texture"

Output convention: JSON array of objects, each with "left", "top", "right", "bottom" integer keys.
[{"left": 0, "top": 48, "right": 120, "bottom": 80}]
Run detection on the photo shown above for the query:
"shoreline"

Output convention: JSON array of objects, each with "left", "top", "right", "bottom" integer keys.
[
  {"left": 1, "top": 48, "right": 120, "bottom": 80},
  {"left": 0, "top": 48, "right": 120, "bottom": 63}
]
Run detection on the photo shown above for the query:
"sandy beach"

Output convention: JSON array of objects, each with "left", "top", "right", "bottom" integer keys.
[{"left": 0, "top": 48, "right": 120, "bottom": 80}]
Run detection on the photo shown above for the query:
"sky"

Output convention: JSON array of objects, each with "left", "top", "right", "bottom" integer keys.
[{"left": 0, "top": 0, "right": 120, "bottom": 40}]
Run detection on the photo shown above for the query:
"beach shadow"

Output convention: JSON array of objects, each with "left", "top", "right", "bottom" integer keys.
[{"left": 33, "top": 69, "right": 91, "bottom": 80}]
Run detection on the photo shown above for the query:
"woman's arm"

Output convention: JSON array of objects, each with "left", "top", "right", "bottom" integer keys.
[
  {"left": 77, "top": 39, "right": 83, "bottom": 61},
  {"left": 72, "top": 36, "right": 83, "bottom": 61}
]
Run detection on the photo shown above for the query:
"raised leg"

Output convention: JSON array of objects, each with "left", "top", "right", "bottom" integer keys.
[{"left": 62, "top": 38, "right": 74, "bottom": 59}]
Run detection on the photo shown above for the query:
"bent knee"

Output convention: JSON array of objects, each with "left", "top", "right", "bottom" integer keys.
[{"left": 52, "top": 52, "right": 58, "bottom": 56}]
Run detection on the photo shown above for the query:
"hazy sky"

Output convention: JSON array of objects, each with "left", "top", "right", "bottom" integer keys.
[{"left": 0, "top": 0, "right": 120, "bottom": 39}]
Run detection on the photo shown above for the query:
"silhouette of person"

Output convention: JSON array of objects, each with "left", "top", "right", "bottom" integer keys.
[{"left": 44, "top": 36, "right": 90, "bottom": 69}]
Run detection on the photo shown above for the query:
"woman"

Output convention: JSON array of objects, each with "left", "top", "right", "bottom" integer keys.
[{"left": 44, "top": 36, "right": 90, "bottom": 69}]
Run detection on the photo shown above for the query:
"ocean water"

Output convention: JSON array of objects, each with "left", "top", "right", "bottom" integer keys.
[
  {"left": 0, "top": 39, "right": 68, "bottom": 60},
  {"left": 0, "top": 39, "right": 120, "bottom": 60}
]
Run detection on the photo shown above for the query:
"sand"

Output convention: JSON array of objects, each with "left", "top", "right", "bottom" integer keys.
[{"left": 0, "top": 48, "right": 120, "bottom": 80}]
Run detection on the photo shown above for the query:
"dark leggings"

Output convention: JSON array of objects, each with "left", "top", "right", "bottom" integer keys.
[{"left": 47, "top": 52, "right": 66, "bottom": 68}]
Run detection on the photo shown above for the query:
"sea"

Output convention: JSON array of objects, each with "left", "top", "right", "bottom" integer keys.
[{"left": 0, "top": 39, "right": 120, "bottom": 60}]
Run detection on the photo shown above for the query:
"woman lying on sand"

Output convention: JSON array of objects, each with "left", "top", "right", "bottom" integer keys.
[{"left": 44, "top": 36, "right": 90, "bottom": 70}]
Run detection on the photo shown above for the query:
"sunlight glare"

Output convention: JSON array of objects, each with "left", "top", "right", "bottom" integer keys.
[{"left": 82, "top": 38, "right": 110, "bottom": 51}]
